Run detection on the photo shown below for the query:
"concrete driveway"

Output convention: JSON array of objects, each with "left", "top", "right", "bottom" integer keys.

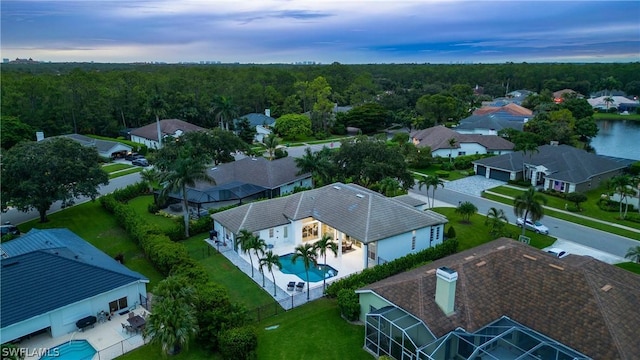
[
  {"left": 444, "top": 175, "right": 506, "bottom": 197},
  {"left": 543, "top": 239, "right": 628, "bottom": 264}
]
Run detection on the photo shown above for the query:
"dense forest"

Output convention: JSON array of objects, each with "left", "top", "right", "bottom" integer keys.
[{"left": 1, "top": 61, "right": 639, "bottom": 140}]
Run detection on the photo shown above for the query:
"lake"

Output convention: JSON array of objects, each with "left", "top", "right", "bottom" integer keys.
[{"left": 590, "top": 120, "right": 640, "bottom": 161}]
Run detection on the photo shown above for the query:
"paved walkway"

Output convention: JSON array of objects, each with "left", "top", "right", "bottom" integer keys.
[{"left": 442, "top": 176, "right": 507, "bottom": 197}]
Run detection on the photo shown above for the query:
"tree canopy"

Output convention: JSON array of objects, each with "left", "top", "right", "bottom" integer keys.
[
  {"left": 1, "top": 137, "right": 109, "bottom": 222},
  {"left": 274, "top": 113, "right": 312, "bottom": 140}
]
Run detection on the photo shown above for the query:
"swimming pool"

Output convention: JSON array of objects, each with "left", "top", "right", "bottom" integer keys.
[
  {"left": 40, "top": 339, "right": 96, "bottom": 360},
  {"left": 279, "top": 253, "right": 338, "bottom": 282}
]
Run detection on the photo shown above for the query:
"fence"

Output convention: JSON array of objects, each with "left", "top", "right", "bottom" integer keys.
[
  {"left": 187, "top": 244, "right": 216, "bottom": 260},
  {"left": 246, "top": 282, "right": 328, "bottom": 323},
  {"left": 94, "top": 334, "right": 150, "bottom": 360}
]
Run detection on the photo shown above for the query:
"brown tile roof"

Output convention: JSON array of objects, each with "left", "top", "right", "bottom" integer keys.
[
  {"left": 130, "top": 119, "right": 206, "bottom": 141},
  {"left": 359, "top": 238, "right": 640, "bottom": 360},
  {"left": 473, "top": 103, "right": 533, "bottom": 116},
  {"left": 410, "top": 126, "right": 514, "bottom": 151}
]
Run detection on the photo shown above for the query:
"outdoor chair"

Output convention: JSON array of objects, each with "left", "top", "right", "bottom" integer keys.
[
  {"left": 128, "top": 312, "right": 135, "bottom": 319},
  {"left": 296, "top": 282, "right": 305, "bottom": 292},
  {"left": 287, "top": 281, "right": 296, "bottom": 291}
]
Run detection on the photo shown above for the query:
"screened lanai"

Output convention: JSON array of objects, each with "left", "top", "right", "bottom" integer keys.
[
  {"left": 161, "top": 181, "right": 267, "bottom": 214},
  {"left": 365, "top": 307, "right": 590, "bottom": 360}
]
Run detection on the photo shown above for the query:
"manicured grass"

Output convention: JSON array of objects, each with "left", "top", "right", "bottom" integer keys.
[
  {"left": 19, "top": 201, "right": 164, "bottom": 290},
  {"left": 127, "top": 195, "right": 180, "bottom": 232},
  {"left": 116, "top": 341, "right": 215, "bottom": 360},
  {"left": 616, "top": 262, "right": 640, "bottom": 275},
  {"left": 256, "top": 298, "right": 370, "bottom": 360},
  {"left": 432, "top": 207, "right": 556, "bottom": 250},
  {"left": 410, "top": 165, "right": 471, "bottom": 181},
  {"left": 109, "top": 168, "right": 143, "bottom": 179},
  {"left": 593, "top": 113, "right": 640, "bottom": 121},
  {"left": 102, "top": 163, "right": 133, "bottom": 173}
]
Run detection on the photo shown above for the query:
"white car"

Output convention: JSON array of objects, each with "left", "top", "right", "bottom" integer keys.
[
  {"left": 516, "top": 217, "right": 549, "bottom": 234},
  {"left": 546, "top": 248, "right": 569, "bottom": 258}
]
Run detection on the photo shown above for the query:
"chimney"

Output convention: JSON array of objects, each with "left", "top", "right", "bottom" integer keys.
[
  {"left": 435, "top": 266, "right": 458, "bottom": 316},
  {"left": 36, "top": 131, "right": 45, "bottom": 141},
  {"left": 550, "top": 140, "right": 559, "bottom": 146},
  {"left": 265, "top": 109, "right": 271, "bottom": 117}
]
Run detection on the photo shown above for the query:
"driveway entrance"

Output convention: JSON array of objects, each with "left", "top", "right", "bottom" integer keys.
[{"left": 444, "top": 176, "right": 506, "bottom": 197}]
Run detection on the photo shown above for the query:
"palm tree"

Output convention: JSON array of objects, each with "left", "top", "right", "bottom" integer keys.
[
  {"left": 603, "top": 96, "right": 614, "bottom": 110},
  {"left": 250, "top": 236, "right": 267, "bottom": 283},
  {"left": 447, "top": 137, "right": 457, "bottom": 163},
  {"left": 378, "top": 177, "right": 400, "bottom": 197},
  {"left": 455, "top": 201, "right": 478, "bottom": 223},
  {"left": 236, "top": 229, "right": 257, "bottom": 277},
  {"left": 416, "top": 175, "right": 432, "bottom": 207},
  {"left": 264, "top": 133, "right": 279, "bottom": 160},
  {"left": 140, "top": 167, "right": 160, "bottom": 194},
  {"left": 210, "top": 95, "right": 238, "bottom": 130},
  {"left": 485, "top": 207, "right": 508, "bottom": 237},
  {"left": 259, "top": 251, "right": 282, "bottom": 296},
  {"left": 291, "top": 243, "right": 318, "bottom": 300},
  {"left": 159, "top": 156, "right": 215, "bottom": 238},
  {"left": 427, "top": 175, "right": 445, "bottom": 209},
  {"left": 147, "top": 94, "right": 167, "bottom": 148},
  {"left": 313, "top": 234, "right": 338, "bottom": 291},
  {"left": 513, "top": 187, "right": 548, "bottom": 236},
  {"left": 625, "top": 246, "right": 640, "bottom": 263},
  {"left": 517, "top": 142, "right": 539, "bottom": 185},
  {"left": 295, "top": 146, "right": 333, "bottom": 186},
  {"left": 610, "top": 175, "right": 633, "bottom": 219}
]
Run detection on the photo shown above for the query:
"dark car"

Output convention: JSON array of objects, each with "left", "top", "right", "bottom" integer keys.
[
  {"left": 131, "top": 158, "right": 149, "bottom": 167},
  {"left": 0, "top": 224, "right": 20, "bottom": 236},
  {"left": 124, "top": 152, "right": 143, "bottom": 161}
]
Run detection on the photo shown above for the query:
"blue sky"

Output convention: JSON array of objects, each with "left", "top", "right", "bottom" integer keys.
[{"left": 2, "top": 0, "right": 639, "bottom": 64}]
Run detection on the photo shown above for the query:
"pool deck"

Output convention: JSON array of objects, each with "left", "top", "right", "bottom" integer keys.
[{"left": 18, "top": 309, "right": 149, "bottom": 360}]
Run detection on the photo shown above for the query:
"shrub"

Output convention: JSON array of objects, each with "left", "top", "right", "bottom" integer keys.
[
  {"left": 114, "top": 253, "right": 125, "bottom": 264},
  {"left": 440, "top": 162, "right": 454, "bottom": 171},
  {"left": 218, "top": 326, "right": 258, "bottom": 360},
  {"left": 446, "top": 226, "right": 456, "bottom": 239},
  {"left": 435, "top": 170, "right": 450, "bottom": 178},
  {"left": 337, "top": 288, "right": 361, "bottom": 321}
]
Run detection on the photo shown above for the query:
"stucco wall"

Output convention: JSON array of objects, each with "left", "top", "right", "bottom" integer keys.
[
  {"left": 357, "top": 291, "right": 393, "bottom": 323},
  {"left": 375, "top": 225, "right": 444, "bottom": 264}
]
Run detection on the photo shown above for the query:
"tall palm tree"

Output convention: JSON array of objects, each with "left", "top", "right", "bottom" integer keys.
[
  {"left": 485, "top": 207, "right": 509, "bottom": 237},
  {"left": 251, "top": 236, "right": 267, "bottom": 282},
  {"left": 291, "top": 243, "right": 318, "bottom": 300},
  {"left": 210, "top": 95, "right": 238, "bottom": 130},
  {"left": 610, "top": 175, "right": 633, "bottom": 219},
  {"left": 513, "top": 187, "right": 547, "bottom": 236},
  {"left": 313, "top": 234, "right": 338, "bottom": 291},
  {"left": 625, "top": 246, "right": 640, "bottom": 263},
  {"left": 147, "top": 94, "right": 167, "bottom": 148},
  {"left": 264, "top": 133, "right": 279, "bottom": 160},
  {"left": 236, "top": 229, "right": 257, "bottom": 277},
  {"left": 416, "top": 175, "right": 432, "bottom": 207},
  {"left": 159, "top": 156, "right": 215, "bottom": 238},
  {"left": 517, "top": 142, "right": 539, "bottom": 185},
  {"left": 427, "top": 175, "right": 445, "bottom": 209},
  {"left": 140, "top": 167, "right": 160, "bottom": 194},
  {"left": 259, "top": 251, "right": 282, "bottom": 296},
  {"left": 295, "top": 146, "right": 333, "bottom": 186},
  {"left": 447, "top": 137, "right": 457, "bottom": 163}
]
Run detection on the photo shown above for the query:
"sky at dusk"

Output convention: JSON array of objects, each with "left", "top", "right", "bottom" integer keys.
[{"left": 1, "top": 0, "right": 639, "bottom": 64}]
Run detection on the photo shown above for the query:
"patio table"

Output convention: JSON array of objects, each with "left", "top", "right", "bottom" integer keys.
[{"left": 127, "top": 315, "right": 146, "bottom": 332}]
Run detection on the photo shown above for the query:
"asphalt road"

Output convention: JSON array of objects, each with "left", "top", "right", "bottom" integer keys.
[{"left": 413, "top": 185, "right": 640, "bottom": 259}]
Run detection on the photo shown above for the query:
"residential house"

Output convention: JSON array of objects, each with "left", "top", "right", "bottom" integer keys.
[
  {"left": 472, "top": 143, "right": 633, "bottom": 191},
  {"left": 411, "top": 126, "right": 514, "bottom": 159},
  {"left": 212, "top": 183, "right": 448, "bottom": 272},
  {"left": 472, "top": 103, "right": 533, "bottom": 118},
  {"left": 58, "top": 134, "right": 132, "bottom": 159},
  {"left": 165, "top": 156, "right": 312, "bottom": 214},
  {"left": 587, "top": 95, "right": 639, "bottom": 112},
  {"left": 0, "top": 229, "right": 148, "bottom": 344},
  {"left": 357, "top": 238, "right": 640, "bottom": 360},
  {"left": 454, "top": 113, "right": 528, "bottom": 135},
  {"left": 553, "top": 88, "right": 580, "bottom": 103},
  {"left": 235, "top": 110, "right": 276, "bottom": 143},
  {"left": 130, "top": 119, "right": 205, "bottom": 149}
]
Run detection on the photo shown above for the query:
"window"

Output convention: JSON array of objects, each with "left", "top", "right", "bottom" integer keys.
[
  {"left": 411, "top": 236, "right": 416, "bottom": 250},
  {"left": 109, "top": 296, "right": 128, "bottom": 312},
  {"left": 458, "top": 151, "right": 466, "bottom": 156},
  {"left": 283, "top": 226, "right": 288, "bottom": 238},
  {"left": 269, "top": 228, "right": 274, "bottom": 238},
  {"left": 302, "top": 222, "right": 319, "bottom": 242},
  {"left": 430, "top": 228, "right": 435, "bottom": 244},
  {"left": 368, "top": 242, "right": 377, "bottom": 261},
  {"left": 436, "top": 226, "right": 440, "bottom": 241}
]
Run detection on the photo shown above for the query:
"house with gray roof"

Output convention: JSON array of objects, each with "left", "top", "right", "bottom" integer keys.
[
  {"left": 212, "top": 183, "right": 448, "bottom": 273},
  {"left": 455, "top": 113, "right": 528, "bottom": 135},
  {"left": 473, "top": 144, "right": 632, "bottom": 192},
  {"left": 356, "top": 238, "right": 640, "bottom": 359},
  {"left": 130, "top": 119, "right": 205, "bottom": 149},
  {"left": 235, "top": 110, "right": 276, "bottom": 143},
  {"left": 59, "top": 134, "right": 132, "bottom": 159},
  {"left": 0, "top": 229, "right": 148, "bottom": 343},
  {"left": 411, "top": 126, "right": 514, "bottom": 159}
]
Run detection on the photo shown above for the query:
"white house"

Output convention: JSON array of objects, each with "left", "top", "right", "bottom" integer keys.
[
  {"left": 0, "top": 229, "right": 148, "bottom": 343},
  {"left": 130, "top": 119, "right": 206, "bottom": 149},
  {"left": 411, "top": 126, "right": 514, "bottom": 159},
  {"left": 211, "top": 183, "right": 448, "bottom": 273}
]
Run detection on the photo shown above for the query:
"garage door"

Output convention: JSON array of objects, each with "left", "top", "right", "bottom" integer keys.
[
  {"left": 476, "top": 165, "right": 486, "bottom": 176},
  {"left": 488, "top": 169, "right": 510, "bottom": 181}
]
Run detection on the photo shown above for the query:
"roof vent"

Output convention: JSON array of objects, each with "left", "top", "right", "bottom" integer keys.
[
  {"left": 475, "top": 261, "right": 486, "bottom": 267},
  {"left": 465, "top": 255, "right": 475, "bottom": 261},
  {"left": 356, "top": 194, "right": 365, "bottom": 198},
  {"left": 333, "top": 186, "right": 341, "bottom": 190},
  {"left": 496, "top": 245, "right": 506, "bottom": 250},
  {"left": 601, "top": 284, "right": 613, "bottom": 292},
  {"left": 426, "top": 269, "right": 436, "bottom": 275},
  {"left": 523, "top": 254, "right": 537, "bottom": 261},
  {"left": 548, "top": 264, "right": 564, "bottom": 271},
  {"left": 251, "top": 158, "right": 258, "bottom": 161},
  {"left": 211, "top": 167, "right": 218, "bottom": 170}
]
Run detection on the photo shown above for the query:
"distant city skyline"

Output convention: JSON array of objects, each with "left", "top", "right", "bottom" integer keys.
[{"left": 2, "top": 0, "right": 639, "bottom": 64}]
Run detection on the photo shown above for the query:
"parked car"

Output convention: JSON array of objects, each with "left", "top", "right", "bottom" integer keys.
[
  {"left": 124, "top": 152, "right": 143, "bottom": 161},
  {"left": 516, "top": 217, "right": 549, "bottom": 234},
  {"left": 131, "top": 158, "right": 149, "bottom": 167},
  {"left": 546, "top": 248, "right": 569, "bottom": 258},
  {"left": 1, "top": 224, "right": 20, "bottom": 237}
]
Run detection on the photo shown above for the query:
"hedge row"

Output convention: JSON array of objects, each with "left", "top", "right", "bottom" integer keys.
[
  {"left": 325, "top": 238, "right": 458, "bottom": 297},
  {"left": 100, "top": 188, "right": 209, "bottom": 284}
]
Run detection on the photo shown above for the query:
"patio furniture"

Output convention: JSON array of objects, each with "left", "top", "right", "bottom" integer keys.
[
  {"left": 296, "top": 282, "right": 305, "bottom": 292},
  {"left": 128, "top": 312, "right": 135, "bottom": 319},
  {"left": 127, "top": 315, "right": 146, "bottom": 333},
  {"left": 76, "top": 316, "right": 97, "bottom": 332},
  {"left": 287, "top": 281, "right": 295, "bottom": 291}
]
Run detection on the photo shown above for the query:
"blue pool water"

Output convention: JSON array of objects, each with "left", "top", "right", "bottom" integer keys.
[
  {"left": 40, "top": 340, "right": 96, "bottom": 360},
  {"left": 279, "top": 253, "right": 338, "bottom": 282}
]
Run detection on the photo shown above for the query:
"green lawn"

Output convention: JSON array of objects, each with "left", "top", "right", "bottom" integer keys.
[
  {"left": 112, "top": 339, "right": 216, "bottom": 360},
  {"left": 616, "top": 262, "right": 640, "bottom": 274},
  {"left": 109, "top": 168, "right": 143, "bottom": 179},
  {"left": 593, "top": 113, "right": 640, "bottom": 121},
  {"left": 256, "top": 298, "right": 370, "bottom": 360},
  {"left": 102, "top": 163, "right": 134, "bottom": 173},
  {"left": 127, "top": 195, "right": 181, "bottom": 232},
  {"left": 410, "top": 165, "right": 471, "bottom": 181},
  {"left": 19, "top": 201, "right": 164, "bottom": 289},
  {"left": 432, "top": 207, "right": 556, "bottom": 250}
]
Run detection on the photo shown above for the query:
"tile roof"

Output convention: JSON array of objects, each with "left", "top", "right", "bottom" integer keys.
[
  {"left": 130, "top": 119, "right": 205, "bottom": 142},
  {"left": 1, "top": 251, "right": 145, "bottom": 328},
  {"left": 473, "top": 144, "right": 633, "bottom": 183},
  {"left": 473, "top": 103, "right": 533, "bottom": 117},
  {"left": 236, "top": 113, "right": 276, "bottom": 127},
  {"left": 203, "top": 156, "right": 310, "bottom": 190},
  {"left": 59, "top": 134, "right": 132, "bottom": 155},
  {"left": 212, "top": 183, "right": 447, "bottom": 243},
  {"left": 359, "top": 238, "right": 640, "bottom": 360},
  {"left": 456, "top": 114, "right": 526, "bottom": 132},
  {"left": 411, "top": 126, "right": 514, "bottom": 151}
]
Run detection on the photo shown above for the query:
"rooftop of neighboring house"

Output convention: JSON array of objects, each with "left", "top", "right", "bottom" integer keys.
[
  {"left": 358, "top": 238, "right": 640, "bottom": 360},
  {"left": 212, "top": 182, "right": 448, "bottom": 243},
  {"left": 59, "top": 133, "right": 131, "bottom": 154},
  {"left": 236, "top": 112, "right": 276, "bottom": 127},
  {"left": 130, "top": 119, "right": 205, "bottom": 142},
  {"left": 472, "top": 103, "right": 533, "bottom": 117},
  {"left": 204, "top": 156, "right": 309, "bottom": 190},
  {"left": 456, "top": 113, "right": 527, "bottom": 132},
  {"left": 411, "top": 126, "right": 515, "bottom": 151}
]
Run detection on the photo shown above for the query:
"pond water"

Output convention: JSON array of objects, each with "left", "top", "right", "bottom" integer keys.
[{"left": 590, "top": 120, "right": 640, "bottom": 160}]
